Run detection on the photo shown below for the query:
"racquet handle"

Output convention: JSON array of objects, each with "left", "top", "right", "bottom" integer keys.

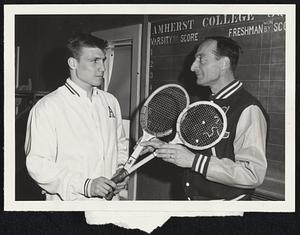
[
  {"left": 105, "top": 142, "right": 147, "bottom": 200},
  {"left": 105, "top": 168, "right": 129, "bottom": 200},
  {"left": 123, "top": 144, "right": 144, "bottom": 171},
  {"left": 127, "top": 152, "right": 156, "bottom": 174}
]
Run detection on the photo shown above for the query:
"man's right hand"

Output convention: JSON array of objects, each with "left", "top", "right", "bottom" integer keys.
[{"left": 90, "top": 177, "right": 116, "bottom": 198}]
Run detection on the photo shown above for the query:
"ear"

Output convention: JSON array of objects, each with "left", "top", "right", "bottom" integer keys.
[
  {"left": 67, "top": 57, "right": 77, "bottom": 69},
  {"left": 221, "top": 57, "right": 230, "bottom": 70}
]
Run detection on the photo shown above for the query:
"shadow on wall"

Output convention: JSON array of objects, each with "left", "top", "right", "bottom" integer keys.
[
  {"left": 39, "top": 47, "right": 69, "bottom": 92},
  {"left": 178, "top": 45, "right": 210, "bottom": 103}
]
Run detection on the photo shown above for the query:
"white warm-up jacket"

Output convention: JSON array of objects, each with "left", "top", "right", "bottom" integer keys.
[{"left": 25, "top": 78, "right": 128, "bottom": 201}]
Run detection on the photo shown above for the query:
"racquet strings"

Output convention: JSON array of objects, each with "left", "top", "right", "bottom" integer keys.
[
  {"left": 141, "top": 86, "right": 189, "bottom": 137},
  {"left": 179, "top": 103, "right": 225, "bottom": 148}
]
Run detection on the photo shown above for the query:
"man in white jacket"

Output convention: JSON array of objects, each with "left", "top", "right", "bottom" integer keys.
[{"left": 25, "top": 33, "right": 128, "bottom": 204}]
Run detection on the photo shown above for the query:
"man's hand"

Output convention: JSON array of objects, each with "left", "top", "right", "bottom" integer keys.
[
  {"left": 113, "top": 168, "right": 130, "bottom": 195},
  {"left": 139, "top": 138, "right": 166, "bottom": 155},
  {"left": 154, "top": 144, "right": 195, "bottom": 168},
  {"left": 90, "top": 177, "right": 116, "bottom": 198}
]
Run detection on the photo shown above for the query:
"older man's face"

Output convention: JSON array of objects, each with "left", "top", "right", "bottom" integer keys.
[{"left": 190, "top": 40, "right": 222, "bottom": 88}]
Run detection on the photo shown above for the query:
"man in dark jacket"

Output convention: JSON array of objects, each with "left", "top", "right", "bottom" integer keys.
[{"left": 141, "top": 36, "right": 268, "bottom": 201}]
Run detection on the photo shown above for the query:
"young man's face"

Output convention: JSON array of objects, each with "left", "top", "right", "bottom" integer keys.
[
  {"left": 73, "top": 46, "right": 106, "bottom": 89},
  {"left": 190, "top": 40, "right": 222, "bottom": 88}
]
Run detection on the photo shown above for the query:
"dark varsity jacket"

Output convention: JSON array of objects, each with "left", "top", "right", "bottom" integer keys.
[{"left": 182, "top": 80, "right": 269, "bottom": 200}]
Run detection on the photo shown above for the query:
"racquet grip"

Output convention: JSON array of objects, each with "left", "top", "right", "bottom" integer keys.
[{"left": 105, "top": 168, "right": 129, "bottom": 200}]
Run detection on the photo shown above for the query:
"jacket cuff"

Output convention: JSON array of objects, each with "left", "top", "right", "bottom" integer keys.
[
  {"left": 191, "top": 153, "right": 211, "bottom": 177},
  {"left": 84, "top": 178, "right": 92, "bottom": 198}
]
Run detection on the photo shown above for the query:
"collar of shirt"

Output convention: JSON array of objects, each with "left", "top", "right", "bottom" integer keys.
[
  {"left": 210, "top": 80, "right": 243, "bottom": 101},
  {"left": 64, "top": 78, "right": 99, "bottom": 98}
]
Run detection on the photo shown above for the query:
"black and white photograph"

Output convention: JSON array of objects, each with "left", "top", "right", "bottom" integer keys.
[{"left": 3, "top": 4, "right": 296, "bottom": 232}]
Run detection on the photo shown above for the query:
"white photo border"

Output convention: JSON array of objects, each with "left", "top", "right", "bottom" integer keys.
[{"left": 4, "top": 4, "right": 296, "bottom": 213}]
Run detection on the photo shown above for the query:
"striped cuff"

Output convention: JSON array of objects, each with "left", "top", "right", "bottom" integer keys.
[
  {"left": 191, "top": 153, "right": 210, "bottom": 177},
  {"left": 84, "top": 178, "right": 92, "bottom": 198}
]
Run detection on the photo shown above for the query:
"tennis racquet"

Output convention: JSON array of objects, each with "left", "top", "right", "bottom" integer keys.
[
  {"left": 173, "top": 100, "right": 227, "bottom": 150},
  {"left": 109, "top": 101, "right": 228, "bottom": 182},
  {"left": 105, "top": 84, "right": 190, "bottom": 200}
]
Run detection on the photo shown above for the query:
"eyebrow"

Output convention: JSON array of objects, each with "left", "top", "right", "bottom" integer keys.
[
  {"left": 194, "top": 53, "right": 203, "bottom": 58},
  {"left": 195, "top": 50, "right": 218, "bottom": 59},
  {"left": 91, "top": 56, "right": 106, "bottom": 60}
]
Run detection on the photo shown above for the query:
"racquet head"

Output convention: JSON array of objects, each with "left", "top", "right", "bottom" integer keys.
[
  {"left": 176, "top": 101, "right": 227, "bottom": 150},
  {"left": 140, "top": 84, "right": 190, "bottom": 137}
]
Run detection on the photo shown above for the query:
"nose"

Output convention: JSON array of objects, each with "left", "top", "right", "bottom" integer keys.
[
  {"left": 98, "top": 60, "right": 105, "bottom": 72},
  {"left": 190, "top": 59, "right": 197, "bottom": 72}
]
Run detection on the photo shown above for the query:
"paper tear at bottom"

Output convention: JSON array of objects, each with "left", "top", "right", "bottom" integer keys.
[{"left": 85, "top": 211, "right": 244, "bottom": 233}]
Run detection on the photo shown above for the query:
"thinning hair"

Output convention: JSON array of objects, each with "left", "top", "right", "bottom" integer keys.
[
  {"left": 204, "top": 36, "right": 242, "bottom": 72},
  {"left": 66, "top": 33, "right": 108, "bottom": 59}
]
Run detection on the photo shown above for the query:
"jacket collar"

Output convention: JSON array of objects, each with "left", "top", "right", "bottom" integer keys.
[
  {"left": 210, "top": 80, "right": 243, "bottom": 100},
  {"left": 64, "top": 78, "right": 99, "bottom": 97}
]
